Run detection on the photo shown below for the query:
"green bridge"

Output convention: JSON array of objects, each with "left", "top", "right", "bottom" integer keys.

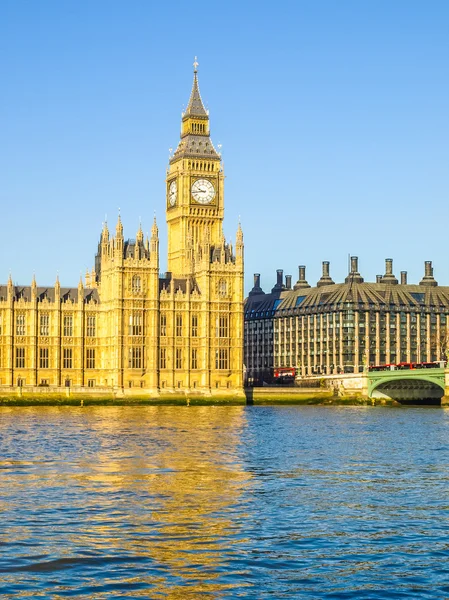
[{"left": 367, "top": 367, "right": 446, "bottom": 403}]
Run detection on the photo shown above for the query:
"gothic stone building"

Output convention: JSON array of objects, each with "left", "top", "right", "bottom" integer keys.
[
  {"left": 245, "top": 258, "right": 449, "bottom": 385},
  {"left": 0, "top": 65, "right": 244, "bottom": 397}
]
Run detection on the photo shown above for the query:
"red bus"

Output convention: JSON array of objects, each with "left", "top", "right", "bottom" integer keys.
[
  {"left": 368, "top": 361, "right": 444, "bottom": 372},
  {"left": 273, "top": 367, "right": 296, "bottom": 383}
]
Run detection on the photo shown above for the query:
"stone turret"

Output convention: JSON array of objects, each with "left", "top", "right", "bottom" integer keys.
[
  {"left": 136, "top": 221, "right": 144, "bottom": 244},
  {"left": 31, "top": 274, "right": 37, "bottom": 301},
  {"left": 150, "top": 217, "right": 159, "bottom": 268},
  {"left": 235, "top": 221, "right": 244, "bottom": 263},
  {"left": 102, "top": 220, "right": 109, "bottom": 242},
  {"left": 115, "top": 213, "right": 124, "bottom": 258},
  {"left": 7, "top": 273, "right": 13, "bottom": 301},
  {"left": 78, "top": 275, "right": 84, "bottom": 303}
]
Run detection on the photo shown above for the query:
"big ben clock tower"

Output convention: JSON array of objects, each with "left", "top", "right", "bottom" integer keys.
[
  {"left": 161, "top": 58, "right": 244, "bottom": 397},
  {"left": 166, "top": 58, "right": 225, "bottom": 276}
]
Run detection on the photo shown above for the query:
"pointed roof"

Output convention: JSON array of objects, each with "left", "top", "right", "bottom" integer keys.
[
  {"left": 184, "top": 58, "right": 208, "bottom": 118},
  {"left": 136, "top": 220, "right": 144, "bottom": 243},
  {"left": 115, "top": 212, "right": 123, "bottom": 237},
  {"left": 151, "top": 215, "right": 158, "bottom": 237},
  {"left": 102, "top": 220, "right": 109, "bottom": 241},
  {"left": 170, "top": 59, "right": 220, "bottom": 163},
  {"left": 236, "top": 220, "right": 243, "bottom": 244}
]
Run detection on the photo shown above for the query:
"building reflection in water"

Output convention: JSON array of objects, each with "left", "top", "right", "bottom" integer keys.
[{"left": 70, "top": 406, "right": 253, "bottom": 596}]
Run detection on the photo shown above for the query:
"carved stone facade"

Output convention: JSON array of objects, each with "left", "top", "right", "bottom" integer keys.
[{"left": 0, "top": 65, "right": 244, "bottom": 397}]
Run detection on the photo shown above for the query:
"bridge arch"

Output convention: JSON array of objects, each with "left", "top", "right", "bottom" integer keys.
[{"left": 369, "top": 375, "right": 445, "bottom": 405}]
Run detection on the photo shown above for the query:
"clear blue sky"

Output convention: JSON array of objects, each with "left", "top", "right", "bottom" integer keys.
[{"left": 1, "top": 0, "right": 448, "bottom": 293}]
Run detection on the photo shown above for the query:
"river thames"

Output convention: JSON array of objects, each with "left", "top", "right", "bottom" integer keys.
[{"left": 1, "top": 405, "right": 449, "bottom": 598}]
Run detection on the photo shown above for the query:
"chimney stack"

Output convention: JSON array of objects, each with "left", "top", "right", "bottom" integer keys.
[
  {"left": 277, "top": 269, "right": 283, "bottom": 287},
  {"left": 248, "top": 273, "right": 265, "bottom": 297},
  {"left": 401, "top": 271, "right": 407, "bottom": 285},
  {"left": 285, "top": 274, "right": 292, "bottom": 290},
  {"left": 293, "top": 265, "right": 310, "bottom": 290},
  {"left": 317, "top": 261, "right": 335, "bottom": 287},
  {"left": 271, "top": 269, "right": 285, "bottom": 293},
  {"left": 345, "top": 256, "right": 364, "bottom": 284},
  {"left": 376, "top": 275, "right": 382, "bottom": 283},
  {"left": 380, "top": 258, "right": 398, "bottom": 284},
  {"left": 419, "top": 261, "right": 438, "bottom": 287}
]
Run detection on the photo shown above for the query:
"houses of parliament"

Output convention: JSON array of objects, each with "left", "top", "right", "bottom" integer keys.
[{"left": 0, "top": 63, "right": 245, "bottom": 397}]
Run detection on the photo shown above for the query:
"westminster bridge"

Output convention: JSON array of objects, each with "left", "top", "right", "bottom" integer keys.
[{"left": 296, "top": 365, "right": 449, "bottom": 405}]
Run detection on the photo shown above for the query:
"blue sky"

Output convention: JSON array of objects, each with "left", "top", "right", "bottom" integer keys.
[{"left": 1, "top": 0, "right": 448, "bottom": 293}]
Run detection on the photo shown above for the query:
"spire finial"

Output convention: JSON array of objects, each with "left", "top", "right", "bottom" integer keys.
[
  {"left": 151, "top": 213, "right": 158, "bottom": 237},
  {"left": 193, "top": 56, "right": 199, "bottom": 73}
]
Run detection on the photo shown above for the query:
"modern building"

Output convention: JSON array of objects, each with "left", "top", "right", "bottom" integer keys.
[
  {"left": 244, "top": 258, "right": 449, "bottom": 385},
  {"left": 0, "top": 63, "right": 244, "bottom": 397}
]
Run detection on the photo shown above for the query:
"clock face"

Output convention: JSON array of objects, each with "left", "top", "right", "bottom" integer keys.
[
  {"left": 191, "top": 179, "right": 215, "bottom": 204},
  {"left": 168, "top": 180, "right": 177, "bottom": 206}
]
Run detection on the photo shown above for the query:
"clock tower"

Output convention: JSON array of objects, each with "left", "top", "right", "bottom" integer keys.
[{"left": 166, "top": 58, "right": 224, "bottom": 276}]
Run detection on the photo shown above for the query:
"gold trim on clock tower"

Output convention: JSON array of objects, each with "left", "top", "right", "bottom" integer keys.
[{"left": 166, "top": 59, "right": 224, "bottom": 276}]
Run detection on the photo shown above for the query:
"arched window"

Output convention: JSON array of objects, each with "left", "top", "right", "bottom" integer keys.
[
  {"left": 176, "top": 315, "right": 182, "bottom": 337},
  {"left": 216, "top": 315, "right": 228, "bottom": 338},
  {"left": 160, "top": 314, "right": 167, "bottom": 336},
  {"left": 132, "top": 275, "right": 141, "bottom": 293},
  {"left": 218, "top": 279, "right": 227, "bottom": 297},
  {"left": 191, "top": 314, "right": 198, "bottom": 337}
]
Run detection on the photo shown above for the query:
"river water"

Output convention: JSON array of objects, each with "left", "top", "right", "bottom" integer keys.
[{"left": 1, "top": 406, "right": 449, "bottom": 598}]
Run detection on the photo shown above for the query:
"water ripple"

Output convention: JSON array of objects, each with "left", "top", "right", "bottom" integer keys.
[{"left": 1, "top": 406, "right": 449, "bottom": 597}]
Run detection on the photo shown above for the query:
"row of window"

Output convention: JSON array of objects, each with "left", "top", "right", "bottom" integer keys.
[
  {"left": 13, "top": 347, "right": 231, "bottom": 370},
  {"left": 15, "top": 347, "right": 94, "bottom": 369},
  {"left": 160, "top": 314, "right": 229, "bottom": 338},
  {"left": 11, "top": 314, "right": 96, "bottom": 337},
  {"left": 6, "top": 313, "right": 230, "bottom": 339},
  {"left": 159, "top": 348, "right": 229, "bottom": 370}
]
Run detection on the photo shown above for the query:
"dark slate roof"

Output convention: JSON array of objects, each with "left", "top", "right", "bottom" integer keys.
[
  {"left": 0, "top": 286, "right": 100, "bottom": 304},
  {"left": 184, "top": 72, "right": 208, "bottom": 118},
  {"left": 171, "top": 134, "right": 220, "bottom": 161},
  {"left": 158, "top": 275, "right": 201, "bottom": 295},
  {"left": 123, "top": 239, "right": 150, "bottom": 260},
  {"left": 211, "top": 244, "right": 235, "bottom": 264},
  {"left": 245, "top": 281, "right": 449, "bottom": 318},
  {"left": 170, "top": 71, "right": 220, "bottom": 163}
]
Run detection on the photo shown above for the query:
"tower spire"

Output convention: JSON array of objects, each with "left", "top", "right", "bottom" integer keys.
[
  {"left": 170, "top": 59, "right": 220, "bottom": 163},
  {"left": 115, "top": 211, "right": 123, "bottom": 237},
  {"left": 151, "top": 214, "right": 158, "bottom": 238},
  {"left": 136, "top": 218, "right": 144, "bottom": 243},
  {"left": 184, "top": 57, "right": 208, "bottom": 118}
]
